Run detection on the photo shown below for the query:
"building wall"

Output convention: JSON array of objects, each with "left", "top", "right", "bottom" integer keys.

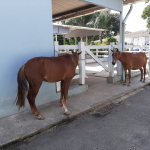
[{"left": 0, "top": 0, "right": 60, "bottom": 118}]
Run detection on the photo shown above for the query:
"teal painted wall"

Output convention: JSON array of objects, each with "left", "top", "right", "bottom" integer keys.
[
  {"left": 82, "top": 0, "right": 122, "bottom": 12},
  {"left": 0, "top": 0, "right": 60, "bottom": 118}
]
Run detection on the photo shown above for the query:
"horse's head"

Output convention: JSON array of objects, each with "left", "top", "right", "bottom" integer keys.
[
  {"left": 71, "top": 50, "right": 82, "bottom": 66},
  {"left": 111, "top": 48, "right": 121, "bottom": 65}
]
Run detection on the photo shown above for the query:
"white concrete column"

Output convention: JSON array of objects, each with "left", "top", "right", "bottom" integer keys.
[
  {"left": 118, "top": 8, "right": 123, "bottom": 77},
  {"left": 109, "top": 42, "right": 114, "bottom": 77},
  {"left": 54, "top": 41, "right": 61, "bottom": 92},
  {"left": 78, "top": 42, "right": 85, "bottom": 84},
  {"left": 149, "top": 34, "right": 150, "bottom": 76},
  {"left": 54, "top": 41, "right": 59, "bottom": 57},
  {"left": 55, "top": 34, "right": 58, "bottom": 41},
  {"left": 117, "top": 42, "right": 123, "bottom": 76}
]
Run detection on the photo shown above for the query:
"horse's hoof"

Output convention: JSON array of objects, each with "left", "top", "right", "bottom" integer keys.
[
  {"left": 123, "top": 83, "right": 126, "bottom": 85},
  {"left": 64, "top": 111, "right": 70, "bottom": 115},
  {"left": 128, "top": 84, "right": 131, "bottom": 86},
  {"left": 38, "top": 115, "right": 45, "bottom": 120}
]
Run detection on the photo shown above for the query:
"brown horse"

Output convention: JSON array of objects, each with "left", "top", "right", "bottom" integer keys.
[
  {"left": 15, "top": 51, "right": 81, "bottom": 120},
  {"left": 112, "top": 49, "right": 147, "bottom": 85}
]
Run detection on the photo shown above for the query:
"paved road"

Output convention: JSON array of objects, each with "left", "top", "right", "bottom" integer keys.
[{"left": 4, "top": 86, "right": 150, "bottom": 150}]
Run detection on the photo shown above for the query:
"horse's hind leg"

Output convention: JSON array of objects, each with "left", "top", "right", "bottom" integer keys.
[
  {"left": 62, "top": 79, "right": 71, "bottom": 115},
  {"left": 28, "top": 83, "right": 45, "bottom": 120},
  {"left": 140, "top": 68, "right": 143, "bottom": 81},
  {"left": 59, "top": 80, "right": 64, "bottom": 105},
  {"left": 143, "top": 65, "right": 147, "bottom": 83},
  {"left": 27, "top": 85, "right": 35, "bottom": 114},
  {"left": 128, "top": 69, "right": 131, "bottom": 86}
]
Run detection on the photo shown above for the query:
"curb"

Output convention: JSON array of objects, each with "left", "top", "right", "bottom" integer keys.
[{"left": 1, "top": 82, "right": 150, "bottom": 149}]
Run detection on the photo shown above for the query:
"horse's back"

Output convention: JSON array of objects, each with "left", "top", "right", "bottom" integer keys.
[
  {"left": 132, "top": 52, "right": 147, "bottom": 64},
  {"left": 124, "top": 52, "right": 147, "bottom": 69},
  {"left": 24, "top": 55, "right": 76, "bottom": 83}
]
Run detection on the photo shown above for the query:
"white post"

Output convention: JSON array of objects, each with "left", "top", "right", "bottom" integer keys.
[
  {"left": 117, "top": 42, "right": 122, "bottom": 76},
  {"left": 55, "top": 34, "right": 58, "bottom": 41},
  {"left": 118, "top": 8, "right": 123, "bottom": 78},
  {"left": 78, "top": 42, "right": 85, "bottom": 84},
  {"left": 96, "top": 49, "right": 98, "bottom": 57},
  {"left": 148, "top": 34, "right": 150, "bottom": 76},
  {"left": 108, "top": 42, "right": 114, "bottom": 77},
  {"left": 54, "top": 41, "right": 59, "bottom": 57},
  {"left": 54, "top": 41, "right": 61, "bottom": 92},
  {"left": 119, "top": 2, "right": 124, "bottom": 80}
]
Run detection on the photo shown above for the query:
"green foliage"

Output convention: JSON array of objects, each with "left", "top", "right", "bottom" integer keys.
[
  {"left": 125, "top": 31, "right": 132, "bottom": 34},
  {"left": 103, "top": 37, "right": 117, "bottom": 45},
  {"left": 94, "top": 11, "right": 120, "bottom": 37},
  {"left": 141, "top": 2, "right": 150, "bottom": 32},
  {"left": 62, "top": 11, "right": 120, "bottom": 44}
]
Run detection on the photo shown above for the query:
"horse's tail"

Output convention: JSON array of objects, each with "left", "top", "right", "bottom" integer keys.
[{"left": 15, "top": 65, "right": 28, "bottom": 109}]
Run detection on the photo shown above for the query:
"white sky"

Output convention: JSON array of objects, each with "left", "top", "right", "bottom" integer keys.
[{"left": 122, "top": 1, "right": 149, "bottom": 32}]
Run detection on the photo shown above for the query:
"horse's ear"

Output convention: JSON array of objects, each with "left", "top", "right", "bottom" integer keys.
[
  {"left": 111, "top": 50, "right": 113, "bottom": 52},
  {"left": 116, "top": 49, "right": 119, "bottom": 52},
  {"left": 78, "top": 52, "right": 82, "bottom": 55},
  {"left": 71, "top": 50, "right": 75, "bottom": 54}
]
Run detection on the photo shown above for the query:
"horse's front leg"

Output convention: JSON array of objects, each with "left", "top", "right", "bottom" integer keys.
[
  {"left": 62, "top": 79, "right": 71, "bottom": 115},
  {"left": 128, "top": 69, "right": 131, "bottom": 86}
]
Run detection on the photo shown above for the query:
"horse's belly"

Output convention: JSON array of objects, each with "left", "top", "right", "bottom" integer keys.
[
  {"left": 44, "top": 72, "right": 74, "bottom": 83},
  {"left": 131, "top": 64, "right": 143, "bottom": 70},
  {"left": 44, "top": 76, "right": 64, "bottom": 83}
]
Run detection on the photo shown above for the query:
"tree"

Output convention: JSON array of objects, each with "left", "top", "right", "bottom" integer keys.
[
  {"left": 94, "top": 10, "right": 120, "bottom": 43},
  {"left": 103, "top": 37, "right": 117, "bottom": 45},
  {"left": 62, "top": 13, "right": 99, "bottom": 27},
  {"left": 62, "top": 11, "right": 120, "bottom": 44},
  {"left": 141, "top": 1, "right": 150, "bottom": 32}
]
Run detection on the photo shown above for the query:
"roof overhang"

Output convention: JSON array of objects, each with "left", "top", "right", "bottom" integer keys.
[
  {"left": 52, "top": 0, "right": 146, "bottom": 22},
  {"left": 53, "top": 24, "right": 107, "bottom": 38}
]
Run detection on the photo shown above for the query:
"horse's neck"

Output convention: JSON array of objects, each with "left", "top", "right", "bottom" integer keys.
[
  {"left": 71, "top": 56, "right": 78, "bottom": 68},
  {"left": 119, "top": 52, "right": 126, "bottom": 64}
]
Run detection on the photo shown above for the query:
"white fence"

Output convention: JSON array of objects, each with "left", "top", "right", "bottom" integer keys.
[
  {"left": 54, "top": 41, "right": 150, "bottom": 91},
  {"left": 54, "top": 41, "right": 121, "bottom": 91}
]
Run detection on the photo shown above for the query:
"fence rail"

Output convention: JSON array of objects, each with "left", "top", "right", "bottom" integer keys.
[{"left": 54, "top": 41, "right": 150, "bottom": 91}]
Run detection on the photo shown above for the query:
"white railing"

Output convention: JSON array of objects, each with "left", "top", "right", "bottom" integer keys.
[
  {"left": 54, "top": 41, "right": 121, "bottom": 91},
  {"left": 54, "top": 41, "right": 150, "bottom": 91}
]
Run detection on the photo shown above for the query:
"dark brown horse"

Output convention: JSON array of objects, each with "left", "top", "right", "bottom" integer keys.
[
  {"left": 15, "top": 51, "right": 81, "bottom": 120},
  {"left": 112, "top": 49, "right": 147, "bottom": 85}
]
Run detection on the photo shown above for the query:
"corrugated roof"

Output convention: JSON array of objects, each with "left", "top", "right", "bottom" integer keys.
[{"left": 52, "top": 0, "right": 146, "bottom": 22}]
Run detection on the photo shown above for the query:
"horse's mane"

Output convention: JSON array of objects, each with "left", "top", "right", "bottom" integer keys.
[{"left": 58, "top": 53, "right": 78, "bottom": 66}]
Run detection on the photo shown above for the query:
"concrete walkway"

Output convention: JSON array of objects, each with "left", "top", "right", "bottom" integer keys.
[{"left": 0, "top": 75, "right": 150, "bottom": 148}]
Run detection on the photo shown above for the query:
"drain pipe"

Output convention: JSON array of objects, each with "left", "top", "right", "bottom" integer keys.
[{"left": 122, "top": 4, "right": 133, "bottom": 81}]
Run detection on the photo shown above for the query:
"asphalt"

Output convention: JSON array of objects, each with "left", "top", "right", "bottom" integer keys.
[{"left": 0, "top": 74, "right": 150, "bottom": 149}]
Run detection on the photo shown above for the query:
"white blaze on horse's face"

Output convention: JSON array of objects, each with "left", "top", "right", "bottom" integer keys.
[{"left": 111, "top": 49, "right": 119, "bottom": 65}]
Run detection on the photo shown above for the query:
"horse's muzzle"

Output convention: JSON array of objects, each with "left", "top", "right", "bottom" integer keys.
[{"left": 112, "top": 61, "right": 116, "bottom": 65}]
